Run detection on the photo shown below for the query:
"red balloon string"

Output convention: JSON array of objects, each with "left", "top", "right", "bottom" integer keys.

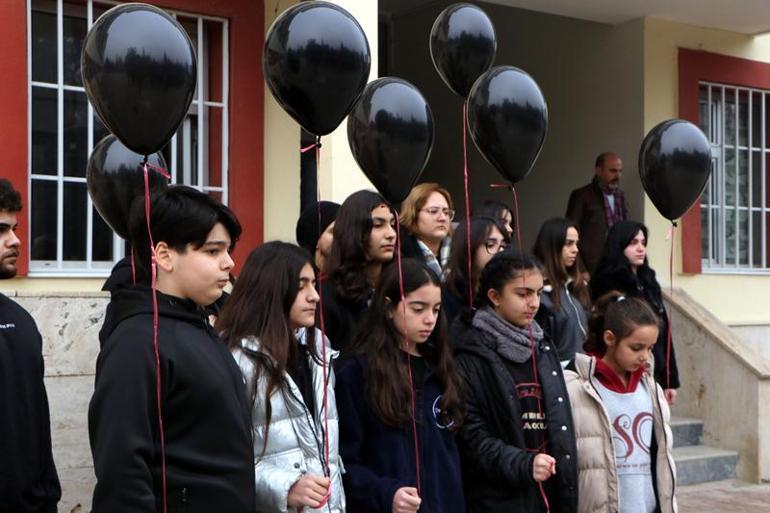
[
  {"left": 145, "top": 161, "right": 171, "bottom": 179},
  {"left": 143, "top": 162, "right": 168, "bottom": 513},
  {"left": 395, "top": 215, "right": 422, "bottom": 497},
  {"left": 666, "top": 222, "right": 676, "bottom": 391},
  {"left": 462, "top": 101, "right": 474, "bottom": 308},
  {"left": 130, "top": 245, "right": 136, "bottom": 285},
  {"left": 301, "top": 137, "right": 332, "bottom": 509},
  {"left": 490, "top": 181, "right": 549, "bottom": 513}
]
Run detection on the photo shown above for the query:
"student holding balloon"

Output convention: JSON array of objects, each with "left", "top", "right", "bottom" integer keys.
[
  {"left": 336, "top": 259, "right": 465, "bottom": 513},
  {"left": 451, "top": 250, "right": 577, "bottom": 513},
  {"left": 590, "top": 221, "right": 680, "bottom": 403},
  {"left": 217, "top": 242, "right": 345, "bottom": 513}
]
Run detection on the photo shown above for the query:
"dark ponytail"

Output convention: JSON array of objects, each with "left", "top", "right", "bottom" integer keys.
[{"left": 584, "top": 291, "right": 660, "bottom": 355}]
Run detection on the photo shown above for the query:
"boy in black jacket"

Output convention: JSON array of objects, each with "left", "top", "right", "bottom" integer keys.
[
  {"left": 88, "top": 186, "right": 256, "bottom": 513},
  {"left": 0, "top": 179, "right": 61, "bottom": 513}
]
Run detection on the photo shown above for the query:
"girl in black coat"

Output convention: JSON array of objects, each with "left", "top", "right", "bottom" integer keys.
[
  {"left": 452, "top": 250, "right": 578, "bottom": 513},
  {"left": 336, "top": 259, "right": 465, "bottom": 513},
  {"left": 590, "top": 220, "right": 680, "bottom": 403}
]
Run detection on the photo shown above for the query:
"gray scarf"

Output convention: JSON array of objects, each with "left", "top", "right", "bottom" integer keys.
[{"left": 471, "top": 306, "right": 544, "bottom": 363}]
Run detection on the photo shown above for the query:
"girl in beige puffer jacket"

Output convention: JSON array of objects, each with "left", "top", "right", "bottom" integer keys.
[{"left": 565, "top": 292, "right": 677, "bottom": 513}]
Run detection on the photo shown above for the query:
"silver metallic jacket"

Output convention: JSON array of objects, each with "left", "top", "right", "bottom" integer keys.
[{"left": 233, "top": 328, "right": 345, "bottom": 513}]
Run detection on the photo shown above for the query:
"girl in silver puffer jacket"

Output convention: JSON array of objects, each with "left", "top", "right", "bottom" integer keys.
[{"left": 217, "top": 242, "right": 345, "bottom": 513}]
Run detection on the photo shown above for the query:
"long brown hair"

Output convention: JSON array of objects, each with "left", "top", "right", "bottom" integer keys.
[
  {"left": 216, "top": 241, "right": 318, "bottom": 454},
  {"left": 351, "top": 258, "right": 464, "bottom": 429},
  {"left": 532, "top": 217, "right": 590, "bottom": 310},
  {"left": 326, "top": 190, "right": 392, "bottom": 301}
]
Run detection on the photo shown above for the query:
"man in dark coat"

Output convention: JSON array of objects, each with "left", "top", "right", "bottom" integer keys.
[
  {"left": 89, "top": 186, "right": 256, "bottom": 513},
  {"left": 0, "top": 178, "right": 61, "bottom": 513},
  {"left": 566, "top": 152, "right": 627, "bottom": 275}
]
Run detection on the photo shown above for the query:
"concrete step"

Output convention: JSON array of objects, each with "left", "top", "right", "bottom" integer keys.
[
  {"left": 673, "top": 445, "right": 738, "bottom": 485},
  {"left": 670, "top": 417, "right": 703, "bottom": 447}
]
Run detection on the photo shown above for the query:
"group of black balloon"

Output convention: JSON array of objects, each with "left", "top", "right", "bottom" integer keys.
[{"left": 81, "top": 1, "right": 712, "bottom": 241}]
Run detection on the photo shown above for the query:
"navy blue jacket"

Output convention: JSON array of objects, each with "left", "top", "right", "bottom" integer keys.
[{"left": 336, "top": 354, "right": 465, "bottom": 513}]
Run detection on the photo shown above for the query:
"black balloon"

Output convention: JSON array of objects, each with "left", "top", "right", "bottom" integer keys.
[
  {"left": 639, "top": 119, "right": 712, "bottom": 221},
  {"left": 81, "top": 3, "right": 196, "bottom": 156},
  {"left": 466, "top": 66, "right": 548, "bottom": 183},
  {"left": 264, "top": 2, "right": 371, "bottom": 136},
  {"left": 87, "top": 135, "right": 168, "bottom": 239},
  {"left": 347, "top": 78, "right": 434, "bottom": 204},
  {"left": 430, "top": 3, "right": 496, "bottom": 97}
]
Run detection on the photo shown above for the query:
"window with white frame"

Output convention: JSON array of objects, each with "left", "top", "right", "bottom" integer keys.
[
  {"left": 28, "top": 0, "right": 229, "bottom": 276},
  {"left": 699, "top": 81, "right": 770, "bottom": 272}
]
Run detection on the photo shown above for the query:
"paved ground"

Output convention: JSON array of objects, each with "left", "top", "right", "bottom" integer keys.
[{"left": 678, "top": 480, "right": 770, "bottom": 512}]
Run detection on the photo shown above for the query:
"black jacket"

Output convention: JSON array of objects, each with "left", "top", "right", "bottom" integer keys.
[
  {"left": 590, "top": 267, "right": 680, "bottom": 389},
  {"left": 336, "top": 355, "right": 465, "bottom": 513},
  {"left": 0, "top": 293, "right": 61, "bottom": 513},
  {"left": 89, "top": 286, "right": 256, "bottom": 513},
  {"left": 451, "top": 318, "right": 578, "bottom": 513},
  {"left": 318, "top": 274, "right": 370, "bottom": 357}
]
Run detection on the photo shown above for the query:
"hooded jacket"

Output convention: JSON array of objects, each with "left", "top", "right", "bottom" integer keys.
[
  {"left": 233, "top": 329, "right": 345, "bottom": 513},
  {"left": 89, "top": 286, "right": 256, "bottom": 513},
  {"left": 451, "top": 317, "right": 578, "bottom": 513},
  {"left": 536, "top": 280, "right": 588, "bottom": 364},
  {"left": 0, "top": 293, "right": 61, "bottom": 513},
  {"left": 564, "top": 353, "right": 677, "bottom": 513}
]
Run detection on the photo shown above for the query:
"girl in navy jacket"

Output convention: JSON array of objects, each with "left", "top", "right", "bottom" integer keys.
[{"left": 336, "top": 259, "right": 465, "bottom": 513}]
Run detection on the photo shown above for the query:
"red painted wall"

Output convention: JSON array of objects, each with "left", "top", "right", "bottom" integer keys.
[
  {"left": 679, "top": 48, "right": 770, "bottom": 273},
  {"left": 1, "top": 0, "right": 264, "bottom": 275},
  {"left": 0, "top": 0, "right": 30, "bottom": 276}
]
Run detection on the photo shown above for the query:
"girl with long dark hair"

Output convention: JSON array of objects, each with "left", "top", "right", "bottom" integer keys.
[
  {"left": 532, "top": 218, "right": 591, "bottom": 366},
  {"left": 322, "top": 190, "right": 397, "bottom": 355},
  {"left": 443, "top": 216, "right": 510, "bottom": 323},
  {"left": 565, "top": 292, "right": 676, "bottom": 513},
  {"left": 217, "top": 242, "right": 344, "bottom": 513},
  {"left": 590, "top": 220, "right": 680, "bottom": 404},
  {"left": 451, "top": 250, "right": 577, "bottom": 513},
  {"left": 336, "top": 259, "right": 465, "bottom": 513}
]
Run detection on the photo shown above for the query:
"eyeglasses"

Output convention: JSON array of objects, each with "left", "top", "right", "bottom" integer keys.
[
  {"left": 421, "top": 206, "right": 455, "bottom": 220},
  {"left": 484, "top": 239, "right": 508, "bottom": 254}
]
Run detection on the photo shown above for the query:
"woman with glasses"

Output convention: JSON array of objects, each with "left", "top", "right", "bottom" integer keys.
[
  {"left": 532, "top": 218, "right": 591, "bottom": 367},
  {"left": 398, "top": 183, "right": 455, "bottom": 276},
  {"left": 443, "top": 216, "right": 510, "bottom": 324}
]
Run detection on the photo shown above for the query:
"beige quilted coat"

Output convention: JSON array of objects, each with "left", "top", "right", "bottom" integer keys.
[{"left": 564, "top": 353, "right": 677, "bottom": 513}]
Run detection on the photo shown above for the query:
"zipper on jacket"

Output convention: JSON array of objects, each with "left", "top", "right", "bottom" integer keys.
[
  {"left": 285, "top": 377, "right": 328, "bottom": 473},
  {"left": 181, "top": 487, "right": 188, "bottom": 512},
  {"left": 565, "top": 287, "right": 587, "bottom": 337}
]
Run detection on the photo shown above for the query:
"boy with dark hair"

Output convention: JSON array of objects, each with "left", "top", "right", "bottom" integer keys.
[
  {"left": 0, "top": 178, "right": 61, "bottom": 513},
  {"left": 89, "top": 185, "right": 256, "bottom": 513}
]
